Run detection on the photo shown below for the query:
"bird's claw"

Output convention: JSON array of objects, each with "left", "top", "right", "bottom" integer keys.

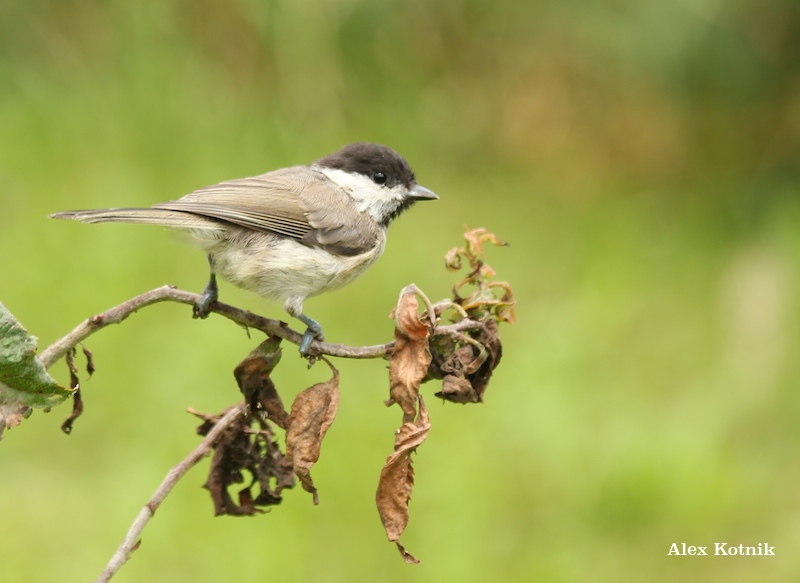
[
  {"left": 193, "top": 275, "right": 218, "bottom": 319},
  {"left": 299, "top": 327, "right": 325, "bottom": 357}
]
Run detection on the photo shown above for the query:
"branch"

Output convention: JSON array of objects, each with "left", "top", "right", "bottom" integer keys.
[
  {"left": 39, "top": 285, "right": 482, "bottom": 369},
  {"left": 94, "top": 403, "right": 246, "bottom": 583}
]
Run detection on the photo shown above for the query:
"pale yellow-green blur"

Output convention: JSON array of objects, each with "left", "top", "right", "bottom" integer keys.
[{"left": 2, "top": 1, "right": 799, "bottom": 581}]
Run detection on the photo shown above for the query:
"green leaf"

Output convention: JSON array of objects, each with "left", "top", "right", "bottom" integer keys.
[{"left": 0, "top": 301, "right": 71, "bottom": 438}]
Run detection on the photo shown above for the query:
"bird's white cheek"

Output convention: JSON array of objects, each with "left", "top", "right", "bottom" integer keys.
[{"left": 316, "top": 167, "right": 404, "bottom": 222}]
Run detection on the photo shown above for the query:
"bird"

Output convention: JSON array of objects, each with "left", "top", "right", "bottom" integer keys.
[{"left": 51, "top": 142, "right": 438, "bottom": 354}]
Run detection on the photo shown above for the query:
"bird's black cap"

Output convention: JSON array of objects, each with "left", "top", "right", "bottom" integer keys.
[{"left": 315, "top": 142, "right": 417, "bottom": 189}]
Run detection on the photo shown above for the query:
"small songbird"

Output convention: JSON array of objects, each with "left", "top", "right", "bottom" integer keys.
[{"left": 51, "top": 142, "right": 438, "bottom": 354}]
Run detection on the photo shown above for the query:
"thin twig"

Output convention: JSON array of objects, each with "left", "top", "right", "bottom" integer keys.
[
  {"left": 39, "top": 285, "right": 482, "bottom": 369},
  {"left": 94, "top": 404, "right": 246, "bottom": 583}
]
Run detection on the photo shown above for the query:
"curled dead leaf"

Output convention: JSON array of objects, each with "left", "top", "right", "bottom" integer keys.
[
  {"left": 60, "top": 348, "right": 83, "bottom": 434},
  {"left": 463, "top": 227, "right": 507, "bottom": 257},
  {"left": 191, "top": 407, "right": 295, "bottom": 516},
  {"left": 59, "top": 388, "right": 83, "bottom": 434},
  {"left": 233, "top": 336, "right": 289, "bottom": 430},
  {"left": 395, "top": 541, "right": 421, "bottom": 565},
  {"left": 376, "top": 395, "right": 430, "bottom": 564},
  {"left": 81, "top": 344, "right": 95, "bottom": 378},
  {"left": 438, "top": 374, "right": 475, "bottom": 403},
  {"left": 285, "top": 360, "right": 340, "bottom": 505},
  {"left": 429, "top": 319, "right": 503, "bottom": 403},
  {"left": 388, "top": 286, "right": 432, "bottom": 423},
  {"left": 444, "top": 247, "right": 462, "bottom": 271}
]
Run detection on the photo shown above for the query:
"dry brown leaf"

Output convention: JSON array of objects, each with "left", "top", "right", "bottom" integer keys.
[
  {"left": 376, "top": 395, "right": 431, "bottom": 564},
  {"left": 60, "top": 348, "right": 83, "bottom": 434},
  {"left": 190, "top": 336, "right": 297, "bottom": 515},
  {"left": 204, "top": 432, "right": 254, "bottom": 516},
  {"left": 194, "top": 408, "right": 253, "bottom": 516},
  {"left": 388, "top": 287, "right": 432, "bottom": 423},
  {"left": 59, "top": 388, "right": 83, "bottom": 434},
  {"left": 430, "top": 319, "right": 503, "bottom": 403},
  {"left": 81, "top": 344, "right": 95, "bottom": 378},
  {"left": 285, "top": 362, "right": 340, "bottom": 505},
  {"left": 395, "top": 541, "right": 421, "bottom": 565},
  {"left": 460, "top": 319, "right": 502, "bottom": 401},
  {"left": 233, "top": 337, "right": 289, "bottom": 430},
  {"left": 191, "top": 407, "right": 294, "bottom": 516},
  {"left": 438, "top": 374, "right": 476, "bottom": 403}
]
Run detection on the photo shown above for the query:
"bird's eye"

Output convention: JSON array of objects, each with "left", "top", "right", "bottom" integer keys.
[{"left": 371, "top": 172, "right": 387, "bottom": 185}]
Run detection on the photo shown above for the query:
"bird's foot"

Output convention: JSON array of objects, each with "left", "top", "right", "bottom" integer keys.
[
  {"left": 297, "top": 314, "right": 325, "bottom": 356},
  {"left": 193, "top": 274, "right": 218, "bottom": 319}
]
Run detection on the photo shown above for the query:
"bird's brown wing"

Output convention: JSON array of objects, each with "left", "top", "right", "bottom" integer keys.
[{"left": 154, "top": 165, "right": 381, "bottom": 256}]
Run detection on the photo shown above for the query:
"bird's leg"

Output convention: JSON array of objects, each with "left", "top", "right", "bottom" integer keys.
[
  {"left": 193, "top": 254, "right": 218, "bottom": 319},
  {"left": 296, "top": 313, "right": 325, "bottom": 355},
  {"left": 284, "top": 297, "right": 325, "bottom": 355}
]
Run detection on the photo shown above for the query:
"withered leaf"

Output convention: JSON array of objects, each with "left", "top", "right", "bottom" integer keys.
[
  {"left": 376, "top": 395, "right": 430, "bottom": 564},
  {"left": 198, "top": 409, "right": 251, "bottom": 516},
  {"left": 490, "top": 281, "right": 517, "bottom": 324},
  {"left": 60, "top": 388, "right": 83, "bottom": 434},
  {"left": 236, "top": 487, "right": 257, "bottom": 515},
  {"left": 60, "top": 348, "right": 83, "bottom": 434},
  {"left": 205, "top": 444, "right": 254, "bottom": 516},
  {"left": 388, "top": 287, "right": 432, "bottom": 423},
  {"left": 254, "top": 445, "right": 295, "bottom": 506},
  {"left": 437, "top": 374, "right": 476, "bottom": 403},
  {"left": 395, "top": 541, "right": 421, "bottom": 565},
  {"left": 233, "top": 336, "right": 289, "bottom": 430},
  {"left": 191, "top": 407, "right": 294, "bottom": 516},
  {"left": 444, "top": 247, "right": 462, "bottom": 271},
  {"left": 81, "top": 344, "right": 95, "bottom": 378},
  {"left": 286, "top": 362, "right": 340, "bottom": 505},
  {"left": 65, "top": 347, "right": 79, "bottom": 390},
  {"left": 431, "top": 319, "right": 503, "bottom": 403},
  {"left": 463, "top": 227, "right": 507, "bottom": 258},
  {"left": 460, "top": 319, "right": 502, "bottom": 402}
]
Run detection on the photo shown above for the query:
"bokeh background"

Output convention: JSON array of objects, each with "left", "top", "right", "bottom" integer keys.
[{"left": 2, "top": 0, "right": 800, "bottom": 581}]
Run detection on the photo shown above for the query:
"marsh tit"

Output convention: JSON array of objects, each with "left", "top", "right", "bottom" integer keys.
[{"left": 51, "top": 142, "right": 438, "bottom": 354}]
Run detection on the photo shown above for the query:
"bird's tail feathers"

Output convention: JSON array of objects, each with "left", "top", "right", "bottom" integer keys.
[{"left": 49, "top": 208, "right": 221, "bottom": 229}]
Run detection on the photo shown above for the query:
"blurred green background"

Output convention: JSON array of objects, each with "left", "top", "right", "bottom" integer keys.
[{"left": 2, "top": 0, "right": 800, "bottom": 581}]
